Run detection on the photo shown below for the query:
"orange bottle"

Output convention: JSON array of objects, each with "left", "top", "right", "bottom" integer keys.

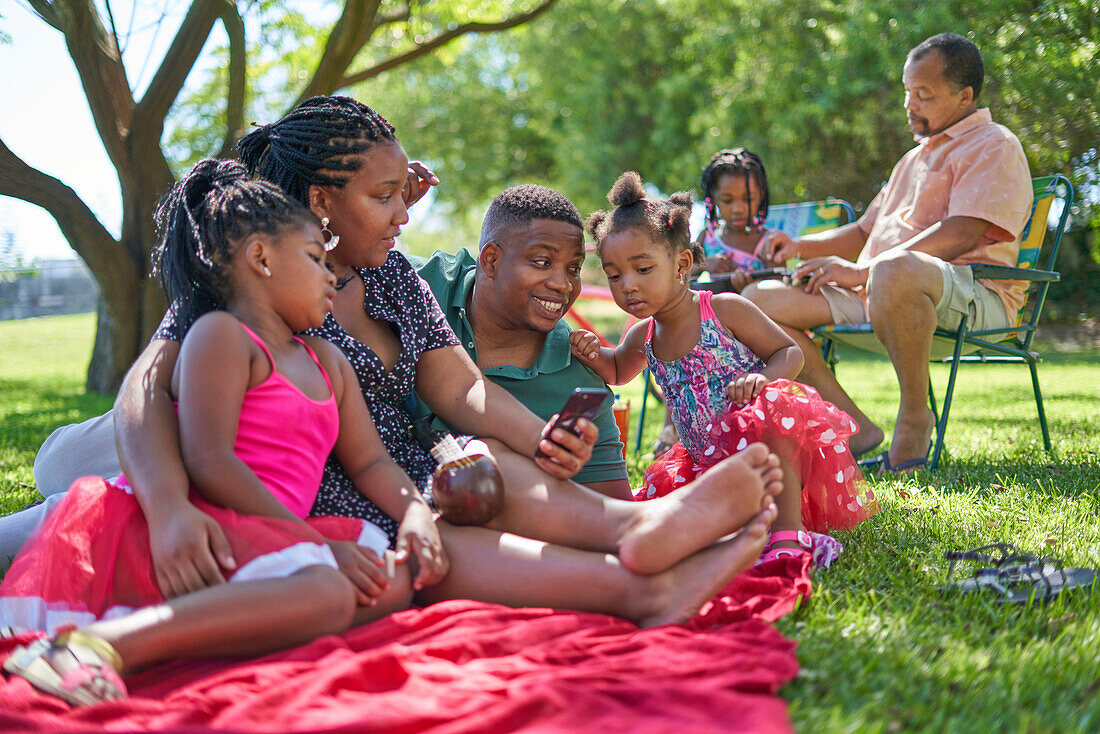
[{"left": 612, "top": 394, "right": 630, "bottom": 460}]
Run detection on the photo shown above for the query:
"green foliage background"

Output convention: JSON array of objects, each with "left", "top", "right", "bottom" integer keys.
[{"left": 164, "top": 0, "right": 1099, "bottom": 313}]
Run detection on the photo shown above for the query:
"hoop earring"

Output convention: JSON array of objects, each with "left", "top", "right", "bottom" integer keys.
[{"left": 321, "top": 217, "right": 340, "bottom": 252}]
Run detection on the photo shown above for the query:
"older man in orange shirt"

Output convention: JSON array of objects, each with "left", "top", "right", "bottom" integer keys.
[{"left": 745, "top": 33, "right": 1032, "bottom": 472}]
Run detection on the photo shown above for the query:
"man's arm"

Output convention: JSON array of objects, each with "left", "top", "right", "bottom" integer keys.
[
  {"left": 115, "top": 338, "right": 236, "bottom": 598},
  {"left": 795, "top": 215, "right": 991, "bottom": 294},
  {"left": 414, "top": 345, "right": 596, "bottom": 481},
  {"left": 760, "top": 222, "right": 868, "bottom": 264},
  {"left": 890, "top": 216, "right": 990, "bottom": 261}
]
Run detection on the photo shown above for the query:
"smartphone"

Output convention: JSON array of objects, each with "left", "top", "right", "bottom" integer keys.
[{"left": 535, "top": 387, "right": 610, "bottom": 457}]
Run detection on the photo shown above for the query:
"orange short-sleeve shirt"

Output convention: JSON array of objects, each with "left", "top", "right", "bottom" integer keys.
[{"left": 856, "top": 109, "right": 1032, "bottom": 318}]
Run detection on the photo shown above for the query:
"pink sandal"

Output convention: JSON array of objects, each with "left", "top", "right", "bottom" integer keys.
[{"left": 756, "top": 530, "right": 813, "bottom": 565}]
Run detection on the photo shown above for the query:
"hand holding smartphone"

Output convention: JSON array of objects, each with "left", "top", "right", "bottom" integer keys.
[{"left": 535, "top": 387, "right": 610, "bottom": 459}]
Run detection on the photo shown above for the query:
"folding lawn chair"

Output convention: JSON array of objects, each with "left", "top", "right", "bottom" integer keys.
[
  {"left": 632, "top": 199, "right": 857, "bottom": 454},
  {"left": 814, "top": 175, "right": 1073, "bottom": 470}
]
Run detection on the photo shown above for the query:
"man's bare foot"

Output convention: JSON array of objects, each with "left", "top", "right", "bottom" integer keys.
[
  {"left": 885, "top": 407, "right": 934, "bottom": 472},
  {"left": 632, "top": 502, "right": 777, "bottom": 628},
  {"left": 850, "top": 422, "right": 885, "bottom": 459},
  {"left": 618, "top": 443, "right": 783, "bottom": 575}
]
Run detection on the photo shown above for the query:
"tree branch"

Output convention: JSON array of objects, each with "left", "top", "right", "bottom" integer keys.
[
  {"left": 24, "top": 0, "right": 63, "bottom": 31},
  {"left": 0, "top": 136, "right": 136, "bottom": 287},
  {"left": 336, "top": 0, "right": 559, "bottom": 90},
  {"left": 295, "top": 0, "right": 382, "bottom": 106},
  {"left": 52, "top": 0, "right": 135, "bottom": 168},
  {"left": 132, "top": 0, "right": 223, "bottom": 135},
  {"left": 217, "top": 0, "right": 247, "bottom": 159}
]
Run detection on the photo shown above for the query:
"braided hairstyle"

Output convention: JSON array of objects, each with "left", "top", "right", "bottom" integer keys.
[
  {"left": 236, "top": 95, "right": 398, "bottom": 205},
  {"left": 699, "top": 148, "right": 770, "bottom": 236},
  {"left": 152, "top": 158, "right": 315, "bottom": 313},
  {"left": 586, "top": 172, "right": 694, "bottom": 259}
]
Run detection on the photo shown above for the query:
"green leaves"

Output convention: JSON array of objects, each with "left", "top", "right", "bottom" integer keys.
[{"left": 346, "top": 0, "right": 1097, "bottom": 233}]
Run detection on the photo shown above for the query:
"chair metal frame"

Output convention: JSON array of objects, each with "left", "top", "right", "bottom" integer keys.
[{"left": 814, "top": 175, "right": 1074, "bottom": 470}]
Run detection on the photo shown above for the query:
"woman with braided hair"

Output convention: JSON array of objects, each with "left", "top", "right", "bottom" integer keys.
[{"left": 15, "top": 98, "right": 787, "bottom": 670}]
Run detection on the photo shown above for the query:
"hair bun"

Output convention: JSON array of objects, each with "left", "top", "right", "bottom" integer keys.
[
  {"left": 180, "top": 159, "right": 247, "bottom": 209},
  {"left": 608, "top": 171, "right": 646, "bottom": 207},
  {"left": 668, "top": 191, "right": 693, "bottom": 209}
]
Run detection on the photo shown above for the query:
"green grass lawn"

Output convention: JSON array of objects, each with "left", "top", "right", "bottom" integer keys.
[{"left": 2, "top": 313, "right": 1099, "bottom": 732}]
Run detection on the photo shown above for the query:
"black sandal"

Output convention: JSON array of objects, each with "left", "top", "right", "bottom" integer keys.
[{"left": 942, "top": 543, "right": 1097, "bottom": 605}]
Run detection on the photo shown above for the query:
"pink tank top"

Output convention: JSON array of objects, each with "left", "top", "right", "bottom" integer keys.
[
  {"left": 118, "top": 323, "right": 339, "bottom": 519},
  {"left": 233, "top": 324, "right": 339, "bottom": 518},
  {"left": 700, "top": 224, "right": 770, "bottom": 272}
]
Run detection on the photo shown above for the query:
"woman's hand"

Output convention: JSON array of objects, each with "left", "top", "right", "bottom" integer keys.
[
  {"left": 403, "top": 161, "right": 439, "bottom": 207},
  {"left": 328, "top": 540, "right": 393, "bottom": 606},
  {"left": 535, "top": 415, "right": 596, "bottom": 479},
  {"left": 728, "top": 372, "right": 770, "bottom": 407},
  {"left": 149, "top": 503, "right": 236, "bottom": 598},
  {"left": 569, "top": 329, "right": 602, "bottom": 363},
  {"left": 395, "top": 502, "right": 449, "bottom": 590},
  {"left": 794, "top": 256, "right": 868, "bottom": 294}
]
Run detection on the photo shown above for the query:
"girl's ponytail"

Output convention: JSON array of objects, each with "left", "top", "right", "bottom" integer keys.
[{"left": 152, "top": 159, "right": 313, "bottom": 312}]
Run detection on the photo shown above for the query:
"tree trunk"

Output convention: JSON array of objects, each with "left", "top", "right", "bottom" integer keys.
[
  {"left": 84, "top": 248, "right": 146, "bottom": 393},
  {"left": 84, "top": 174, "right": 170, "bottom": 394}
]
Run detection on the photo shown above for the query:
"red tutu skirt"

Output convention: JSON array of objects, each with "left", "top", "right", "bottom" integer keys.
[
  {"left": 0, "top": 477, "right": 388, "bottom": 635},
  {"left": 638, "top": 379, "right": 878, "bottom": 532}
]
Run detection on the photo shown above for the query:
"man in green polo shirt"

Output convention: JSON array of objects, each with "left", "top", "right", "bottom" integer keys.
[{"left": 409, "top": 185, "right": 631, "bottom": 500}]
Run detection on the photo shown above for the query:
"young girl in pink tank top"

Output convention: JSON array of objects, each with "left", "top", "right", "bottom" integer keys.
[
  {"left": 0, "top": 160, "right": 443, "bottom": 705},
  {"left": 572, "top": 172, "right": 878, "bottom": 568}
]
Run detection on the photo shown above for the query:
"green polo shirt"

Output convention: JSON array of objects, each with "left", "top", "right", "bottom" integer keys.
[{"left": 409, "top": 248, "right": 627, "bottom": 485}]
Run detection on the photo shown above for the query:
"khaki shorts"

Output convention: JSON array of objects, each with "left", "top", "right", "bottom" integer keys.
[{"left": 820, "top": 260, "right": 1010, "bottom": 331}]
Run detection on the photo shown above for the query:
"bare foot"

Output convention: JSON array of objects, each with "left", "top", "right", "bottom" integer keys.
[
  {"left": 618, "top": 443, "right": 783, "bottom": 575},
  {"left": 632, "top": 502, "right": 777, "bottom": 628},
  {"left": 886, "top": 406, "right": 934, "bottom": 471}
]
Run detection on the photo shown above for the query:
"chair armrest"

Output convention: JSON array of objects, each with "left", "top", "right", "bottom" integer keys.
[{"left": 969, "top": 264, "right": 1060, "bottom": 282}]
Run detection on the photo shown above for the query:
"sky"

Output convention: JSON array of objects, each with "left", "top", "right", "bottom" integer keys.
[
  {"left": 0, "top": 3, "right": 454, "bottom": 267},
  {"left": 0, "top": 3, "right": 133, "bottom": 262}
]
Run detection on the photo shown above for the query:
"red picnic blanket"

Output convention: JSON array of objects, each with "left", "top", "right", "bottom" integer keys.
[{"left": 0, "top": 556, "right": 810, "bottom": 734}]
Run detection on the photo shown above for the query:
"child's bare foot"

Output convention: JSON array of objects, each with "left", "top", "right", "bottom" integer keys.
[
  {"left": 618, "top": 443, "right": 783, "bottom": 575},
  {"left": 632, "top": 502, "right": 777, "bottom": 628}
]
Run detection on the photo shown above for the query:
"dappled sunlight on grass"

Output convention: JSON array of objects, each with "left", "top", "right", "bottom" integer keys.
[{"left": 621, "top": 344, "right": 1100, "bottom": 732}]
